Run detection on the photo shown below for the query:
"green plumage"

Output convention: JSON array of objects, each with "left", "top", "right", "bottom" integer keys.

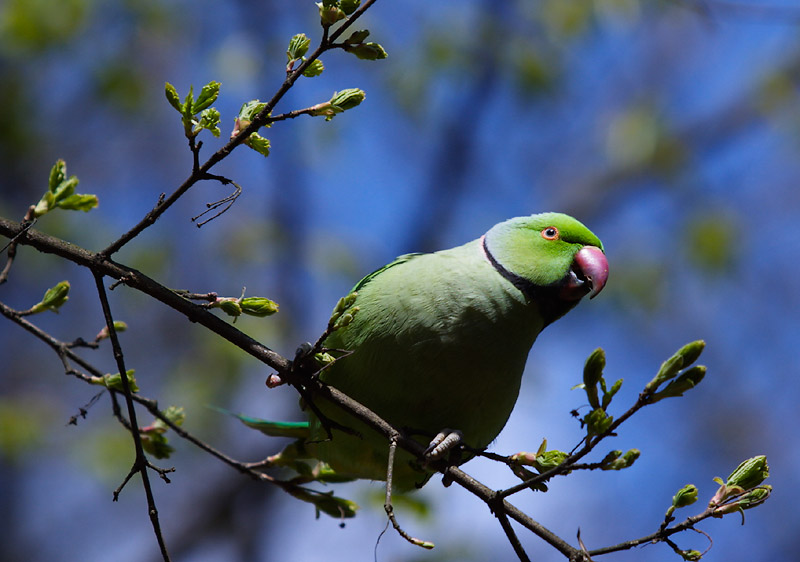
[{"left": 235, "top": 212, "right": 607, "bottom": 492}]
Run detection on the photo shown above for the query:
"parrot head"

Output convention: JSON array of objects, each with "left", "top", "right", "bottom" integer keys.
[{"left": 482, "top": 212, "right": 608, "bottom": 323}]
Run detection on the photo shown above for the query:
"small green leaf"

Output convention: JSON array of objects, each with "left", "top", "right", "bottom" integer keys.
[
  {"left": 153, "top": 406, "right": 186, "bottom": 432},
  {"left": 736, "top": 485, "right": 772, "bottom": 510},
  {"left": 96, "top": 321, "right": 128, "bottom": 341},
  {"left": 344, "top": 42, "right": 387, "bottom": 60},
  {"left": 94, "top": 370, "right": 139, "bottom": 393},
  {"left": 344, "top": 29, "right": 369, "bottom": 44},
  {"left": 48, "top": 159, "right": 66, "bottom": 192},
  {"left": 534, "top": 449, "right": 568, "bottom": 471},
  {"left": 47, "top": 163, "right": 66, "bottom": 195},
  {"left": 330, "top": 88, "right": 365, "bottom": 110},
  {"left": 240, "top": 296, "right": 279, "bottom": 317},
  {"left": 245, "top": 133, "right": 271, "bottom": 157},
  {"left": 650, "top": 366, "right": 706, "bottom": 402},
  {"left": 238, "top": 100, "right": 268, "bottom": 122},
  {"left": 314, "top": 352, "right": 335, "bottom": 367},
  {"left": 182, "top": 86, "right": 194, "bottom": 120},
  {"left": 287, "top": 33, "right": 311, "bottom": 61},
  {"left": 29, "top": 281, "right": 70, "bottom": 314},
  {"left": 340, "top": 0, "right": 360, "bottom": 15},
  {"left": 584, "top": 407, "right": 613, "bottom": 438},
  {"left": 141, "top": 431, "right": 174, "bottom": 459},
  {"left": 165, "top": 82, "right": 182, "bottom": 112},
  {"left": 311, "top": 88, "right": 366, "bottom": 121},
  {"left": 648, "top": 340, "right": 706, "bottom": 392},
  {"left": 215, "top": 298, "right": 242, "bottom": 317},
  {"left": 672, "top": 484, "right": 699, "bottom": 509},
  {"left": 52, "top": 176, "right": 78, "bottom": 202},
  {"left": 197, "top": 107, "right": 221, "bottom": 137},
  {"left": 726, "top": 455, "right": 769, "bottom": 491},
  {"left": 302, "top": 59, "right": 324, "bottom": 77},
  {"left": 317, "top": 2, "right": 346, "bottom": 26},
  {"left": 56, "top": 193, "right": 98, "bottom": 212},
  {"left": 193, "top": 81, "right": 220, "bottom": 113},
  {"left": 676, "top": 340, "right": 705, "bottom": 367},
  {"left": 647, "top": 354, "right": 683, "bottom": 391},
  {"left": 601, "top": 378, "right": 623, "bottom": 409},
  {"left": 582, "top": 347, "right": 605, "bottom": 409}
]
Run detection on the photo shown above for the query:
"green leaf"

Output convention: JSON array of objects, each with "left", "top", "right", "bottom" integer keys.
[
  {"left": 32, "top": 192, "right": 54, "bottom": 217},
  {"left": 181, "top": 86, "right": 194, "bottom": 120},
  {"left": 48, "top": 159, "right": 67, "bottom": 192},
  {"left": 96, "top": 321, "right": 128, "bottom": 341},
  {"left": 311, "top": 88, "right": 366, "bottom": 121},
  {"left": 197, "top": 107, "right": 221, "bottom": 137},
  {"left": 29, "top": 281, "right": 70, "bottom": 314},
  {"left": 153, "top": 406, "right": 186, "bottom": 432},
  {"left": 582, "top": 347, "right": 605, "bottom": 409},
  {"left": 672, "top": 484, "right": 699, "bottom": 509},
  {"left": 330, "top": 88, "right": 365, "bottom": 110},
  {"left": 141, "top": 431, "right": 174, "bottom": 459},
  {"left": 287, "top": 33, "right": 311, "bottom": 61},
  {"left": 650, "top": 366, "right": 706, "bottom": 402},
  {"left": 302, "top": 59, "right": 324, "bottom": 77},
  {"left": 164, "top": 82, "right": 182, "bottom": 112},
  {"left": 193, "top": 81, "right": 220, "bottom": 113},
  {"left": 675, "top": 340, "right": 705, "bottom": 368},
  {"left": 215, "top": 299, "right": 242, "bottom": 317},
  {"left": 344, "top": 29, "right": 369, "bottom": 44},
  {"left": 56, "top": 193, "right": 98, "bottom": 212},
  {"left": 737, "top": 485, "right": 772, "bottom": 510},
  {"left": 240, "top": 296, "right": 279, "bottom": 317},
  {"left": 245, "top": 133, "right": 271, "bottom": 157},
  {"left": 584, "top": 407, "right": 613, "bottom": 438},
  {"left": 236, "top": 100, "right": 269, "bottom": 126},
  {"left": 290, "top": 488, "right": 358, "bottom": 519},
  {"left": 52, "top": 176, "right": 78, "bottom": 202},
  {"left": 344, "top": 42, "right": 387, "bottom": 60},
  {"left": 726, "top": 455, "right": 769, "bottom": 491},
  {"left": 340, "top": 0, "right": 360, "bottom": 15},
  {"left": 317, "top": 2, "right": 346, "bottom": 26},
  {"left": 94, "top": 370, "right": 139, "bottom": 393}
]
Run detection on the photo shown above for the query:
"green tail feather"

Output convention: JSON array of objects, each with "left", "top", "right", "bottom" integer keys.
[{"left": 210, "top": 406, "right": 310, "bottom": 439}]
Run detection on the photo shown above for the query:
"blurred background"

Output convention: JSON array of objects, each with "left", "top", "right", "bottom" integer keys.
[{"left": 1, "top": 1, "right": 798, "bottom": 560}]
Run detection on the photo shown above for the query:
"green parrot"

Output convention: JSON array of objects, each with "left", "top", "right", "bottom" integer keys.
[{"left": 235, "top": 212, "right": 608, "bottom": 492}]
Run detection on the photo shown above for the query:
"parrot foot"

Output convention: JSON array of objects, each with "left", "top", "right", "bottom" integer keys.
[{"left": 423, "top": 429, "right": 464, "bottom": 460}]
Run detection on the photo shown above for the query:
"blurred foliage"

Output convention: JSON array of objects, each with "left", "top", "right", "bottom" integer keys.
[
  {"left": 684, "top": 211, "right": 740, "bottom": 274},
  {"left": 0, "top": 395, "right": 58, "bottom": 464},
  {"left": 0, "top": 0, "right": 90, "bottom": 53}
]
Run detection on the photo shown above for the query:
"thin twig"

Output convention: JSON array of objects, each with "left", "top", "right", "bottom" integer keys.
[
  {"left": 92, "top": 272, "right": 172, "bottom": 562},
  {"left": 491, "top": 497, "right": 532, "bottom": 562},
  {"left": 383, "top": 436, "right": 435, "bottom": 549},
  {"left": 0, "top": 218, "right": 290, "bottom": 374},
  {"left": 100, "top": 0, "right": 382, "bottom": 257}
]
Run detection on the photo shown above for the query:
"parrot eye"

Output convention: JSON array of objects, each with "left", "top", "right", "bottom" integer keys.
[{"left": 541, "top": 226, "right": 559, "bottom": 240}]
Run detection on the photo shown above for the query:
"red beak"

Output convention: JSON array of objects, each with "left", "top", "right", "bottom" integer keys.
[{"left": 560, "top": 246, "right": 609, "bottom": 300}]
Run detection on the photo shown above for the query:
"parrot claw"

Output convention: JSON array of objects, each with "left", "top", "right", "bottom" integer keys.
[{"left": 423, "top": 429, "right": 464, "bottom": 460}]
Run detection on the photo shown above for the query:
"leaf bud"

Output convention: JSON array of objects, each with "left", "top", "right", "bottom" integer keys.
[
  {"left": 287, "top": 33, "right": 311, "bottom": 61},
  {"left": 240, "top": 297, "right": 279, "bottom": 317},
  {"left": 672, "top": 484, "right": 699, "bottom": 509},
  {"left": 30, "top": 281, "right": 70, "bottom": 314},
  {"left": 726, "top": 455, "right": 769, "bottom": 491}
]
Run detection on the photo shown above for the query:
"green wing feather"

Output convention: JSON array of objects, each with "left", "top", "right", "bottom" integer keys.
[{"left": 351, "top": 253, "right": 421, "bottom": 292}]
